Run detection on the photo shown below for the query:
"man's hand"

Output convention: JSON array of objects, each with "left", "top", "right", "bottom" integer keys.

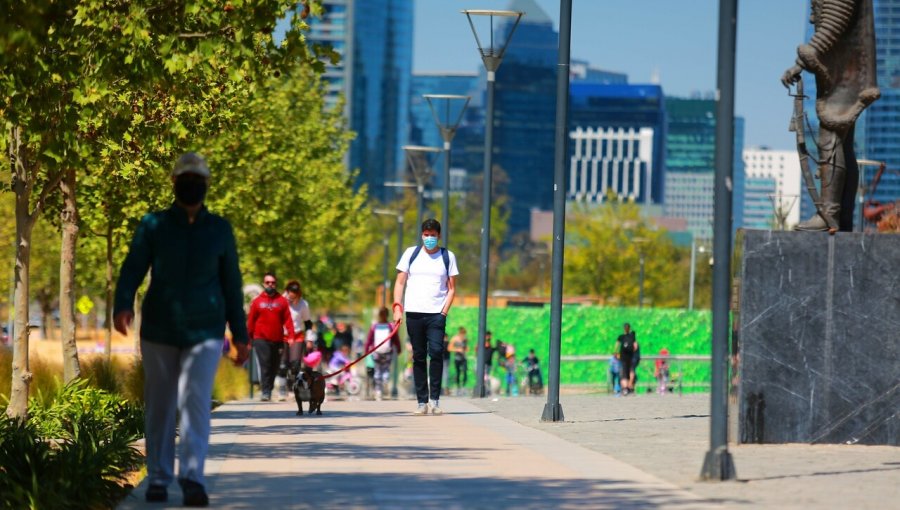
[
  {"left": 232, "top": 341, "right": 250, "bottom": 366},
  {"left": 392, "top": 303, "right": 403, "bottom": 322},
  {"left": 114, "top": 311, "right": 134, "bottom": 336},
  {"left": 781, "top": 64, "right": 803, "bottom": 88}
]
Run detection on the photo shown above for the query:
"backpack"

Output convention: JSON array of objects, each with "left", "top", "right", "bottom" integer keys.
[
  {"left": 372, "top": 323, "right": 393, "bottom": 354},
  {"left": 408, "top": 245, "right": 450, "bottom": 275}
]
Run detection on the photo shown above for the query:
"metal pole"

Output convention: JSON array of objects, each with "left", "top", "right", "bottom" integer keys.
[
  {"left": 443, "top": 142, "right": 451, "bottom": 247},
  {"left": 689, "top": 236, "right": 697, "bottom": 310},
  {"left": 416, "top": 185, "right": 424, "bottom": 244},
  {"left": 474, "top": 74, "right": 494, "bottom": 399},
  {"left": 638, "top": 254, "right": 645, "bottom": 309},
  {"left": 541, "top": 0, "right": 572, "bottom": 422},
  {"left": 391, "top": 214, "right": 404, "bottom": 399},
  {"left": 701, "top": 0, "right": 737, "bottom": 481},
  {"left": 382, "top": 235, "right": 389, "bottom": 308}
]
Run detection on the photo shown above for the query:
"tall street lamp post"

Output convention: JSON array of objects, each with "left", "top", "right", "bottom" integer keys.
[
  {"left": 402, "top": 145, "right": 442, "bottom": 236},
  {"left": 384, "top": 181, "right": 417, "bottom": 242},
  {"left": 701, "top": 0, "right": 738, "bottom": 481},
  {"left": 542, "top": 0, "right": 573, "bottom": 423},
  {"left": 463, "top": 8, "right": 524, "bottom": 399},
  {"left": 424, "top": 94, "right": 470, "bottom": 249}
]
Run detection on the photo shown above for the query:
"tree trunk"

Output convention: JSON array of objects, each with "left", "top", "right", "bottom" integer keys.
[
  {"left": 59, "top": 166, "right": 81, "bottom": 383},
  {"left": 104, "top": 217, "right": 113, "bottom": 358},
  {"left": 7, "top": 128, "right": 34, "bottom": 419}
]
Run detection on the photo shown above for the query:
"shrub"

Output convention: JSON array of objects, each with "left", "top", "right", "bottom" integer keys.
[
  {"left": 28, "top": 379, "right": 144, "bottom": 441},
  {"left": 80, "top": 355, "right": 122, "bottom": 395},
  {"left": 0, "top": 383, "right": 144, "bottom": 510},
  {"left": 212, "top": 357, "right": 250, "bottom": 402},
  {"left": 28, "top": 354, "right": 63, "bottom": 409},
  {"left": 119, "top": 357, "right": 145, "bottom": 405}
]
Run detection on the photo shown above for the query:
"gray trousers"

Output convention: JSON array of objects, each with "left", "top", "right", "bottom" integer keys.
[{"left": 141, "top": 338, "right": 222, "bottom": 487}]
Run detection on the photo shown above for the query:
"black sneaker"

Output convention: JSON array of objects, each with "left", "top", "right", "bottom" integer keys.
[
  {"left": 145, "top": 484, "right": 168, "bottom": 503},
  {"left": 179, "top": 479, "right": 209, "bottom": 507}
]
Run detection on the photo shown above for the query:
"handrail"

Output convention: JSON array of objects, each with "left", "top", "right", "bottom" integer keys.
[{"left": 562, "top": 354, "right": 711, "bottom": 361}]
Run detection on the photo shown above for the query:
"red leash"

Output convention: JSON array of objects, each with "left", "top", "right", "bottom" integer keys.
[{"left": 317, "top": 303, "right": 403, "bottom": 381}]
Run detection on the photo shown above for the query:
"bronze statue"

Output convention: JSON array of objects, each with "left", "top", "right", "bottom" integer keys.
[{"left": 782, "top": 0, "right": 880, "bottom": 232}]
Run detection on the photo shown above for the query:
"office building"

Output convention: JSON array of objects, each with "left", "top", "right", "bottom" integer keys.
[
  {"left": 568, "top": 83, "right": 665, "bottom": 205},
  {"left": 305, "top": 0, "right": 413, "bottom": 202},
  {"left": 663, "top": 97, "right": 745, "bottom": 240},
  {"left": 742, "top": 148, "right": 802, "bottom": 229},
  {"left": 489, "top": 0, "right": 558, "bottom": 234}
]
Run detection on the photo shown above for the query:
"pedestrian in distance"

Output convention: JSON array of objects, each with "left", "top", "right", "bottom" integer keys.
[
  {"left": 609, "top": 353, "right": 622, "bottom": 396},
  {"left": 523, "top": 349, "right": 543, "bottom": 394},
  {"left": 482, "top": 331, "right": 496, "bottom": 395},
  {"left": 364, "top": 307, "right": 401, "bottom": 401},
  {"left": 503, "top": 344, "right": 518, "bottom": 396},
  {"left": 393, "top": 218, "right": 459, "bottom": 415},
  {"left": 655, "top": 347, "right": 670, "bottom": 394},
  {"left": 615, "top": 323, "right": 639, "bottom": 395},
  {"left": 275, "top": 280, "right": 312, "bottom": 400},
  {"left": 113, "top": 152, "right": 249, "bottom": 507},
  {"left": 449, "top": 327, "right": 469, "bottom": 395},
  {"left": 247, "top": 272, "right": 295, "bottom": 402}
]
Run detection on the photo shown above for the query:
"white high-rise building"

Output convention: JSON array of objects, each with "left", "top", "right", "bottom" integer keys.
[
  {"left": 742, "top": 148, "right": 802, "bottom": 229},
  {"left": 568, "top": 127, "right": 656, "bottom": 204}
]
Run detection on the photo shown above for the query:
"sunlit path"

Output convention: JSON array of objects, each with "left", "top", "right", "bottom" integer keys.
[{"left": 118, "top": 398, "right": 719, "bottom": 509}]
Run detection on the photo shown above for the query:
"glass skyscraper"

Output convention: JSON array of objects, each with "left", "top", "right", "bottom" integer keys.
[
  {"left": 663, "top": 97, "right": 745, "bottom": 240},
  {"left": 491, "top": 0, "right": 558, "bottom": 234},
  {"left": 408, "top": 72, "right": 478, "bottom": 194},
  {"left": 305, "top": 0, "right": 413, "bottom": 203},
  {"left": 863, "top": 0, "right": 900, "bottom": 224}
]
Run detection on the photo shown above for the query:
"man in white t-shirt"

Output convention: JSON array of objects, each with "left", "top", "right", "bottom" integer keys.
[{"left": 393, "top": 218, "right": 459, "bottom": 415}]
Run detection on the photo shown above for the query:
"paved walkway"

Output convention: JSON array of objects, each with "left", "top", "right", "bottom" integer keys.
[{"left": 119, "top": 397, "right": 721, "bottom": 509}]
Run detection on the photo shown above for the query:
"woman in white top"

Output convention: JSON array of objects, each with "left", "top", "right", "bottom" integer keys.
[{"left": 275, "top": 280, "right": 312, "bottom": 399}]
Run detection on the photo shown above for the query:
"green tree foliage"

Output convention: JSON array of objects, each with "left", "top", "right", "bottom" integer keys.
[
  {"left": 205, "top": 67, "right": 371, "bottom": 308},
  {"left": 564, "top": 201, "right": 693, "bottom": 308},
  {"left": 1, "top": 0, "right": 324, "bottom": 417}
]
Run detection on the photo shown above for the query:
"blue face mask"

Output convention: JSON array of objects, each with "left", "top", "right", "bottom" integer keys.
[{"left": 423, "top": 236, "right": 439, "bottom": 250}]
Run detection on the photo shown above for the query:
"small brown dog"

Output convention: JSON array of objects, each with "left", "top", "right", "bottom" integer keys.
[{"left": 294, "top": 367, "right": 325, "bottom": 416}]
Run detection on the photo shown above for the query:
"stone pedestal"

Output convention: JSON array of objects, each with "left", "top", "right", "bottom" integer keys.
[{"left": 736, "top": 230, "right": 899, "bottom": 445}]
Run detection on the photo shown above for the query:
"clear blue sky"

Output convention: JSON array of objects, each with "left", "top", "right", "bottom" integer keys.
[{"left": 413, "top": 0, "right": 808, "bottom": 151}]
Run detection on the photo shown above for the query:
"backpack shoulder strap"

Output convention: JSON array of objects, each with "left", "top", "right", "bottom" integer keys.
[
  {"left": 441, "top": 247, "right": 450, "bottom": 276},
  {"left": 408, "top": 245, "right": 423, "bottom": 267}
]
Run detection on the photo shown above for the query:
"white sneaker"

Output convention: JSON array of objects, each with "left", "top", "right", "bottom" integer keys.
[
  {"left": 430, "top": 400, "right": 443, "bottom": 415},
  {"left": 375, "top": 390, "right": 383, "bottom": 401},
  {"left": 413, "top": 403, "right": 429, "bottom": 415}
]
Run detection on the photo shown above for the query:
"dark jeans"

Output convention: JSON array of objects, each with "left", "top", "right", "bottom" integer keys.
[
  {"left": 253, "top": 340, "right": 284, "bottom": 396},
  {"left": 455, "top": 357, "right": 468, "bottom": 388},
  {"left": 406, "top": 312, "right": 446, "bottom": 403}
]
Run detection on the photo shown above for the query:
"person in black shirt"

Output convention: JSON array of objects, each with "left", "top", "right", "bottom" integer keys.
[{"left": 615, "top": 323, "right": 639, "bottom": 395}]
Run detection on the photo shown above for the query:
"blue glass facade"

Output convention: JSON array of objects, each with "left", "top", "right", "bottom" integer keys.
[
  {"left": 409, "top": 73, "right": 479, "bottom": 192},
  {"left": 305, "top": 0, "right": 413, "bottom": 203},
  {"left": 491, "top": 2, "right": 559, "bottom": 234},
  {"left": 663, "top": 97, "right": 745, "bottom": 239},
  {"left": 864, "top": 0, "right": 900, "bottom": 223},
  {"left": 743, "top": 176, "right": 779, "bottom": 230},
  {"left": 568, "top": 83, "right": 666, "bottom": 204}
]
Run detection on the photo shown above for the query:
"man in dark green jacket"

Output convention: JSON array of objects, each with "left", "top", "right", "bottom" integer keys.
[{"left": 114, "top": 152, "right": 248, "bottom": 507}]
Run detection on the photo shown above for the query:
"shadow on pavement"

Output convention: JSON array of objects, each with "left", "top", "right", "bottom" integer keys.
[
  {"left": 196, "top": 472, "right": 716, "bottom": 509},
  {"left": 212, "top": 441, "right": 494, "bottom": 462}
]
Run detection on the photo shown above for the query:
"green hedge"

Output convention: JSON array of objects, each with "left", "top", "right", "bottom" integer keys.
[{"left": 444, "top": 305, "right": 712, "bottom": 389}]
